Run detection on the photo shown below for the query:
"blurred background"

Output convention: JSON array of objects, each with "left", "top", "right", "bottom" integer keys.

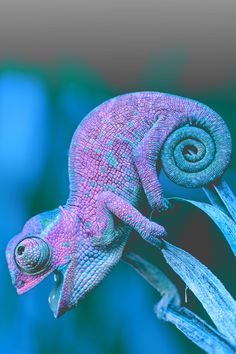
[{"left": 0, "top": 1, "right": 235, "bottom": 353}]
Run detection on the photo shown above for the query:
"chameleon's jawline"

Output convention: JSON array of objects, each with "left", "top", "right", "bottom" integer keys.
[{"left": 48, "top": 262, "right": 71, "bottom": 318}]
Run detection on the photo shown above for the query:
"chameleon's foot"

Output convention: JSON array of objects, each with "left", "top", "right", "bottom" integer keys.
[
  {"left": 140, "top": 220, "right": 167, "bottom": 248},
  {"left": 163, "top": 198, "right": 172, "bottom": 211},
  {"left": 150, "top": 198, "right": 171, "bottom": 221}
]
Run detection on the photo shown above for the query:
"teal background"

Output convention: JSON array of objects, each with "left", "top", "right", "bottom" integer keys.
[{"left": 0, "top": 1, "right": 236, "bottom": 353}]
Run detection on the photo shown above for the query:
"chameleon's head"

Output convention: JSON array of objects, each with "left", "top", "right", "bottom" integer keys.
[
  {"left": 6, "top": 206, "right": 79, "bottom": 317},
  {"left": 6, "top": 206, "right": 124, "bottom": 317}
]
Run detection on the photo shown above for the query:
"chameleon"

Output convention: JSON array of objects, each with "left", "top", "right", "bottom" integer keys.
[{"left": 6, "top": 92, "right": 232, "bottom": 317}]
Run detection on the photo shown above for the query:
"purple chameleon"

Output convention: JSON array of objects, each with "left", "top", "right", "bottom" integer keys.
[{"left": 6, "top": 92, "right": 231, "bottom": 317}]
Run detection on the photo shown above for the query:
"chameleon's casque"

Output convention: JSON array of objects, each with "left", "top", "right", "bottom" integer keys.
[{"left": 6, "top": 92, "right": 232, "bottom": 317}]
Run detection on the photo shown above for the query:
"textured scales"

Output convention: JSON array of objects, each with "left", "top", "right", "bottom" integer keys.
[{"left": 6, "top": 92, "right": 232, "bottom": 317}]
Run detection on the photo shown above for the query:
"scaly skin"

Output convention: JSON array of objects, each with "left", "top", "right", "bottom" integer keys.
[{"left": 6, "top": 92, "right": 232, "bottom": 317}]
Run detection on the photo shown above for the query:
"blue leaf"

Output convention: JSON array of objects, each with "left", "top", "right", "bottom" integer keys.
[
  {"left": 170, "top": 197, "right": 236, "bottom": 256},
  {"left": 124, "top": 252, "right": 236, "bottom": 353},
  {"left": 161, "top": 241, "right": 236, "bottom": 346}
]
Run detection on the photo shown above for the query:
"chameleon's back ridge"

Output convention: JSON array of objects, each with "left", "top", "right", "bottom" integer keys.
[
  {"left": 6, "top": 91, "right": 232, "bottom": 317},
  {"left": 67, "top": 91, "right": 232, "bottom": 216}
]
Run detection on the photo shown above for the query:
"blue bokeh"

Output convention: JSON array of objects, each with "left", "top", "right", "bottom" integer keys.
[{"left": 1, "top": 64, "right": 235, "bottom": 354}]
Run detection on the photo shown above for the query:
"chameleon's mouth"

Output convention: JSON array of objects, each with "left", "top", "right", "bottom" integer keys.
[{"left": 48, "top": 262, "right": 71, "bottom": 318}]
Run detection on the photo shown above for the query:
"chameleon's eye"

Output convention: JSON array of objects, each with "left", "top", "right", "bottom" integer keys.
[{"left": 14, "top": 237, "right": 51, "bottom": 275}]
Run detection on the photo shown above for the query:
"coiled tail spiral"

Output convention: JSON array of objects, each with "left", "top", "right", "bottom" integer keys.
[{"left": 160, "top": 101, "right": 232, "bottom": 188}]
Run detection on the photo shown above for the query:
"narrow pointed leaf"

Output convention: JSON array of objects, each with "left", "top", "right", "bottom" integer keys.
[
  {"left": 203, "top": 179, "right": 236, "bottom": 222},
  {"left": 123, "top": 252, "right": 180, "bottom": 307},
  {"left": 161, "top": 241, "right": 236, "bottom": 345},
  {"left": 163, "top": 306, "right": 236, "bottom": 354},
  {"left": 124, "top": 252, "right": 235, "bottom": 353},
  {"left": 171, "top": 197, "right": 236, "bottom": 256}
]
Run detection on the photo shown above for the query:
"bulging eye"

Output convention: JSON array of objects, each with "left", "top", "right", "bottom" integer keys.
[{"left": 14, "top": 237, "right": 51, "bottom": 275}]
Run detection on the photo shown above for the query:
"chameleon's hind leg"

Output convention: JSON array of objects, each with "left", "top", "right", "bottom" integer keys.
[
  {"left": 133, "top": 117, "right": 176, "bottom": 211},
  {"left": 93, "top": 191, "right": 166, "bottom": 248}
]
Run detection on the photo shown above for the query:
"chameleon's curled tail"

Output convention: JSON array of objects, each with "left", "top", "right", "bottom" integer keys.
[{"left": 159, "top": 99, "right": 232, "bottom": 188}]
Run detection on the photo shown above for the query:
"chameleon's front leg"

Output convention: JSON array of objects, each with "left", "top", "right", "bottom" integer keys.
[{"left": 93, "top": 191, "right": 167, "bottom": 248}]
